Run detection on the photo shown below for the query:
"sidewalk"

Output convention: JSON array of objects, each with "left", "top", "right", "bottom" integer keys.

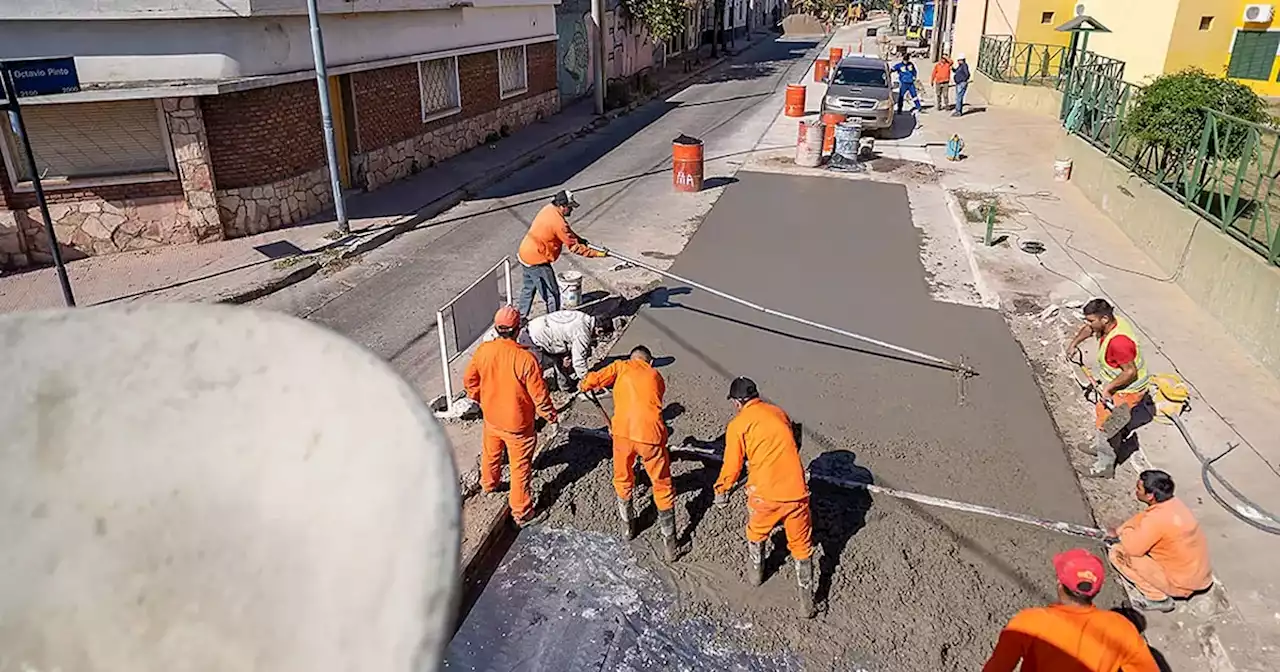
[{"left": 0, "top": 36, "right": 769, "bottom": 315}]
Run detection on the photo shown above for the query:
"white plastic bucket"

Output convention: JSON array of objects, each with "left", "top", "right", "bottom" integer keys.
[
  {"left": 1053, "top": 158, "right": 1073, "bottom": 182},
  {"left": 796, "top": 119, "right": 824, "bottom": 167},
  {"left": 558, "top": 271, "right": 583, "bottom": 308}
]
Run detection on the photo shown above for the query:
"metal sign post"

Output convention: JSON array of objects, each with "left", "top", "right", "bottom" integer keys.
[{"left": 0, "top": 57, "right": 80, "bottom": 307}]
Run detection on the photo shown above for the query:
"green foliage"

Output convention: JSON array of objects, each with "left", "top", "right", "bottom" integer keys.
[
  {"left": 1122, "top": 68, "right": 1270, "bottom": 161},
  {"left": 620, "top": 0, "right": 693, "bottom": 41}
]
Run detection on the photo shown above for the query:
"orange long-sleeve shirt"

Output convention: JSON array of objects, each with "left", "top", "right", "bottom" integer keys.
[
  {"left": 983, "top": 603, "right": 1159, "bottom": 672},
  {"left": 1117, "top": 497, "right": 1213, "bottom": 593},
  {"left": 714, "top": 399, "right": 808, "bottom": 502},
  {"left": 463, "top": 337, "right": 556, "bottom": 434},
  {"left": 580, "top": 359, "right": 667, "bottom": 445},
  {"left": 517, "top": 204, "right": 605, "bottom": 267}
]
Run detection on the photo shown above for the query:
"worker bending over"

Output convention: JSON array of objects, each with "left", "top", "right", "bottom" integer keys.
[
  {"left": 528, "top": 309, "right": 615, "bottom": 391},
  {"left": 984, "top": 549, "right": 1160, "bottom": 672},
  {"left": 1107, "top": 470, "right": 1213, "bottom": 612},
  {"left": 713, "top": 377, "right": 816, "bottom": 618},
  {"left": 580, "top": 345, "right": 678, "bottom": 561},
  {"left": 516, "top": 189, "right": 606, "bottom": 317},
  {"left": 1066, "top": 298, "right": 1153, "bottom": 479},
  {"left": 464, "top": 306, "right": 558, "bottom": 527}
]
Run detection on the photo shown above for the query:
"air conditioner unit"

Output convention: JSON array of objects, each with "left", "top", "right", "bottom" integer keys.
[{"left": 1244, "top": 4, "right": 1274, "bottom": 23}]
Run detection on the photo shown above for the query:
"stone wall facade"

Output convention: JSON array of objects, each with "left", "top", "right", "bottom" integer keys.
[{"left": 216, "top": 167, "right": 332, "bottom": 239}]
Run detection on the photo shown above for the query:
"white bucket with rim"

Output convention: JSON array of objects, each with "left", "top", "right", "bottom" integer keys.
[
  {"left": 558, "top": 271, "right": 583, "bottom": 309},
  {"left": 1053, "top": 158, "right": 1073, "bottom": 182}
]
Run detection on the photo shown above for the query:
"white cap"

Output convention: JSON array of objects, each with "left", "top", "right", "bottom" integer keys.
[{"left": 957, "top": 53, "right": 966, "bottom": 60}]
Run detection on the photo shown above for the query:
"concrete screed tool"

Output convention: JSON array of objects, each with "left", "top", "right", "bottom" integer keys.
[{"left": 589, "top": 245, "right": 979, "bottom": 403}]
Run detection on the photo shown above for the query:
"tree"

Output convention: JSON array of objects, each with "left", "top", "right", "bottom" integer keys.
[{"left": 620, "top": 0, "right": 693, "bottom": 43}]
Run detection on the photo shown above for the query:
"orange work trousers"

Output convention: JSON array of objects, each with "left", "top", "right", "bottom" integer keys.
[
  {"left": 1109, "top": 544, "right": 1192, "bottom": 601},
  {"left": 1095, "top": 390, "right": 1147, "bottom": 431},
  {"left": 746, "top": 490, "right": 813, "bottom": 560},
  {"left": 613, "top": 436, "right": 676, "bottom": 511},
  {"left": 480, "top": 424, "right": 538, "bottom": 523}
]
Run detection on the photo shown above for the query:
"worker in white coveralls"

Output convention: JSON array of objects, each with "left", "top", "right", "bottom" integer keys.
[{"left": 485, "top": 308, "right": 615, "bottom": 391}]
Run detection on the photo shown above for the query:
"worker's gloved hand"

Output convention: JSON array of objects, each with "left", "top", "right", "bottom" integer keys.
[{"left": 713, "top": 492, "right": 729, "bottom": 509}]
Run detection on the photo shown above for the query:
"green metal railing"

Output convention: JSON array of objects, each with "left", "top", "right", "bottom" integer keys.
[{"left": 980, "top": 36, "right": 1280, "bottom": 266}]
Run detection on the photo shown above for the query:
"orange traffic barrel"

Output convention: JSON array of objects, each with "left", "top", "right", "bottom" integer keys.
[
  {"left": 814, "top": 58, "right": 830, "bottom": 82},
  {"left": 784, "top": 84, "right": 806, "bottom": 117},
  {"left": 672, "top": 134, "right": 704, "bottom": 193},
  {"left": 796, "top": 119, "right": 824, "bottom": 167},
  {"left": 830, "top": 47, "right": 844, "bottom": 64},
  {"left": 821, "top": 112, "right": 846, "bottom": 154}
]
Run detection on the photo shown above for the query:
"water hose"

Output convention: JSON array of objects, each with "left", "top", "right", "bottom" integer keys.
[{"left": 1165, "top": 412, "right": 1280, "bottom": 536}]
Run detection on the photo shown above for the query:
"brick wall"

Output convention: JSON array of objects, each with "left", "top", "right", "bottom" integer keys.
[
  {"left": 353, "top": 40, "right": 559, "bottom": 154},
  {"left": 0, "top": 159, "right": 183, "bottom": 210},
  {"left": 202, "top": 80, "right": 327, "bottom": 191}
]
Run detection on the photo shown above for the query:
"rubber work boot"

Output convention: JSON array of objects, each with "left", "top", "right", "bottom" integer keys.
[
  {"left": 517, "top": 509, "right": 549, "bottom": 529},
  {"left": 617, "top": 497, "right": 636, "bottom": 540},
  {"left": 1130, "top": 593, "right": 1176, "bottom": 613},
  {"left": 795, "top": 557, "right": 817, "bottom": 619},
  {"left": 747, "top": 541, "right": 765, "bottom": 587},
  {"left": 657, "top": 508, "right": 678, "bottom": 562}
]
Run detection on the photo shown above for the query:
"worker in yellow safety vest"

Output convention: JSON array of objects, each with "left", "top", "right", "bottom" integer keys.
[{"left": 1066, "top": 298, "right": 1153, "bottom": 479}]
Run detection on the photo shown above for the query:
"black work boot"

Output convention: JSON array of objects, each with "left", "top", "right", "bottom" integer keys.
[
  {"left": 658, "top": 508, "right": 678, "bottom": 562},
  {"left": 795, "top": 557, "right": 817, "bottom": 619},
  {"left": 617, "top": 497, "right": 636, "bottom": 540},
  {"left": 747, "top": 540, "right": 765, "bottom": 587}
]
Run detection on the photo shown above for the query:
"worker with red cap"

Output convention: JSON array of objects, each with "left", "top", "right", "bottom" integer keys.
[
  {"left": 516, "top": 189, "right": 607, "bottom": 317},
  {"left": 579, "top": 344, "right": 678, "bottom": 561},
  {"left": 713, "top": 377, "right": 816, "bottom": 618},
  {"left": 983, "top": 548, "right": 1160, "bottom": 671},
  {"left": 464, "top": 305, "right": 558, "bottom": 526}
]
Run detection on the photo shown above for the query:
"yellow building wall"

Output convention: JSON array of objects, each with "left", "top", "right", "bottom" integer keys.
[
  {"left": 1087, "top": 0, "right": 1181, "bottom": 83},
  {"left": 1163, "top": 0, "right": 1236, "bottom": 76},
  {"left": 1226, "top": 1, "right": 1280, "bottom": 96},
  {"left": 953, "top": 0, "right": 1025, "bottom": 63},
  {"left": 1012, "top": 0, "right": 1074, "bottom": 46}
]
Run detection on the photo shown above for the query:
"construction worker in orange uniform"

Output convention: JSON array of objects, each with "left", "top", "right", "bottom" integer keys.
[
  {"left": 984, "top": 549, "right": 1160, "bottom": 672},
  {"left": 1066, "top": 298, "right": 1153, "bottom": 479},
  {"left": 579, "top": 345, "right": 679, "bottom": 561},
  {"left": 516, "top": 190, "right": 607, "bottom": 317},
  {"left": 713, "top": 377, "right": 816, "bottom": 618},
  {"left": 464, "top": 305, "right": 559, "bottom": 527}
]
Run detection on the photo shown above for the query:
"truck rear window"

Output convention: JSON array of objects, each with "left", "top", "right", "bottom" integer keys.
[{"left": 832, "top": 67, "right": 887, "bottom": 87}]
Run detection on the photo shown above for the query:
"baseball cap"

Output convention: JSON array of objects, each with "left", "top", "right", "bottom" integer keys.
[
  {"left": 494, "top": 305, "right": 521, "bottom": 330},
  {"left": 551, "top": 189, "right": 579, "bottom": 208},
  {"left": 1053, "top": 548, "right": 1104, "bottom": 597},
  {"left": 727, "top": 376, "right": 759, "bottom": 400},
  {"left": 956, "top": 53, "right": 967, "bottom": 60}
]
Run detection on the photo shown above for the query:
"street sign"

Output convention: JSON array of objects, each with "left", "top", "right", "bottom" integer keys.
[{"left": 2, "top": 57, "right": 80, "bottom": 99}]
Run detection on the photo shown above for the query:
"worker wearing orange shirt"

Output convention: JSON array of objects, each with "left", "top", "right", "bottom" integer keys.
[
  {"left": 713, "top": 377, "right": 816, "bottom": 618},
  {"left": 1107, "top": 470, "right": 1213, "bottom": 612},
  {"left": 1066, "top": 298, "right": 1153, "bottom": 478},
  {"left": 580, "top": 344, "right": 678, "bottom": 561},
  {"left": 516, "top": 189, "right": 607, "bottom": 317},
  {"left": 983, "top": 549, "right": 1160, "bottom": 672},
  {"left": 463, "top": 305, "right": 559, "bottom": 527}
]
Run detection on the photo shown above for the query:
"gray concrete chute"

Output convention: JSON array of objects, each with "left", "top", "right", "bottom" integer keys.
[{"left": 589, "top": 244, "right": 978, "bottom": 380}]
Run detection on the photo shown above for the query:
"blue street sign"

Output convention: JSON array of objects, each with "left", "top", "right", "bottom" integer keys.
[{"left": 3, "top": 57, "right": 80, "bottom": 98}]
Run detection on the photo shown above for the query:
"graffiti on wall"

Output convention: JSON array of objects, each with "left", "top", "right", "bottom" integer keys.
[{"left": 555, "top": 0, "right": 661, "bottom": 102}]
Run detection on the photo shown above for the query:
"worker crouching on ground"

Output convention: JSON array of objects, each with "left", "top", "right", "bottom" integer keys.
[
  {"left": 983, "top": 549, "right": 1160, "bottom": 671},
  {"left": 516, "top": 189, "right": 607, "bottom": 317},
  {"left": 713, "top": 377, "right": 816, "bottom": 618},
  {"left": 464, "top": 306, "right": 559, "bottom": 527},
  {"left": 580, "top": 345, "right": 679, "bottom": 561},
  {"left": 1107, "top": 470, "right": 1213, "bottom": 613},
  {"left": 1066, "top": 298, "right": 1154, "bottom": 479},
  {"left": 527, "top": 309, "right": 615, "bottom": 392}
]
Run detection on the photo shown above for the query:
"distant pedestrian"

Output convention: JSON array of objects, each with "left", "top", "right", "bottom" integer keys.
[
  {"left": 952, "top": 54, "right": 971, "bottom": 116},
  {"left": 891, "top": 54, "right": 922, "bottom": 114},
  {"left": 983, "top": 549, "right": 1161, "bottom": 672},
  {"left": 516, "top": 190, "right": 606, "bottom": 317},
  {"left": 932, "top": 55, "right": 953, "bottom": 111},
  {"left": 1107, "top": 470, "right": 1213, "bottom": 612}
]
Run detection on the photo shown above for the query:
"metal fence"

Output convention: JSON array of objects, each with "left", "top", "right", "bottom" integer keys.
[{"left": 979, "top": 36, "right": 1280, "bottom": 266}]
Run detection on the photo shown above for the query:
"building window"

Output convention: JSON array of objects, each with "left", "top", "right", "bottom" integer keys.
[
  {"left": 1199, "top": 16, "right": 1214, "bottom": 31},
  {"left": 419, "top": 56, "right": 461, "bottom": 122},
  {"left": 1041, "top": 11, "right": 1054, "bottom": 24},
  {"left": 498, "top": 46, "right": 528, "bottom": 100},
  {"left": 1228, "top": 30, "right": 1280, "bottom": 81},
  {"left": 1, "top": 99, "right": 175, "bottom": 189}
]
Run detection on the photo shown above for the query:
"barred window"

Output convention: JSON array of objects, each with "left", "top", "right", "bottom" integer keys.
[
  {"left": 419, "top": 56, "right": 461, "bottom": 122},
  {"left": 498, "top": 46, "right": 528, "bottom": 99},
  {"left": 2, "top": 99, "right": 174, "bottom": 187}
]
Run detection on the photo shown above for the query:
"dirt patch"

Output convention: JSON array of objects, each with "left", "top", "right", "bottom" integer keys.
[{"left": 869, "top": 156, "right": 939, "bottom": 183}]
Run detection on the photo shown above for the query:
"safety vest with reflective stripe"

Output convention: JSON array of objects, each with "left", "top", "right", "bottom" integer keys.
[{"left": 1098, "top": 317, "right": 1150, "bottom": 393}]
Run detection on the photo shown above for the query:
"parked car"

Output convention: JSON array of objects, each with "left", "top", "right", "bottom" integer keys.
[{"left": 821, "top": 55, "right": 895, "bottom": 137}]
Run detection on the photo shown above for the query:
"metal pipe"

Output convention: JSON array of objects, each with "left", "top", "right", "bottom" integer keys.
[
  {"left": 591, "top": 245, "right": 976, "bottom": 376},
  {"left": 437, "top": 308, "right": 454, "bottom": 413},
  {"left": 305, "top": 0, "right": 349, "bottom": 236}
]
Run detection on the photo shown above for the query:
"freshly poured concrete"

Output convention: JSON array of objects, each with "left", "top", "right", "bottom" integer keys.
[{"left": 528, "top": 172, "right": 1114, "bottom": 670}]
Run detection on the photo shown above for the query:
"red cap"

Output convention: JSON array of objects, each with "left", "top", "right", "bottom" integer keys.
[
  {"left": 1053, "top": 548, "right": 1105, "bottom": 597},
  {"left": 494, "top": 305, "right": 520, "bottom": 329}
]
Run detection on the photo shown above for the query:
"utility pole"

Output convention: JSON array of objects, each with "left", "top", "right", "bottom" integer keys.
[
  {"left": 591, "top": 0, "right": 606, "bottom": 114},
  {"left": 305, "top": 0, "right": 349, "bottom": 236},
  {"left": 930, "top": 0, "right": 949, "bottom": 61}
]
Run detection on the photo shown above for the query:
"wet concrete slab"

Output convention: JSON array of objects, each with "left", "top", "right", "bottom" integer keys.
[{"left": 520, "top": 172, "right": 1120, "bottom": 669}]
